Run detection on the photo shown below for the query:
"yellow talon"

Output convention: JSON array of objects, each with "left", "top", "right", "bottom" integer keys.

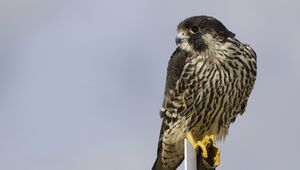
[
  {"left": 214, "top": 148, "right": 220, "bottom": 167},
  {"left": 196, "top": 139, "right": 208, "bottom": 158},
  {"left": 186, "top": 133, "right": 221, "bottom": 167},
  {"left": 206, "top": 135, "right": 221, "bottom": 167},
  {"left": 198, "top": 135, "right": 211, "bottom": 158},
  {"left": 186, "top": 132, "right": 210, "bottom": 158}
]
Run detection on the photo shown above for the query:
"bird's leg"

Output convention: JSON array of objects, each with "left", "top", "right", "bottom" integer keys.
[
  {"left": 207, "top": 135, "right": 220, "bottom": 167},
  {"left": 186, "top": 132, "right": 208, "bottom": 158},
  {"left": 186, "top": 132, "right": 221, "bottom": 167}
]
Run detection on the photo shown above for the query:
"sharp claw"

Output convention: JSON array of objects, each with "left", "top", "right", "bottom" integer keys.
[
  {"left": 187, "top": 133, "right": 221, "bottom": 167},
  {"left": 201, "top": 135, "right": 221, "bottom": 167},
  {"left": 213, "top": 149, "right": 221, "bottom": 167},
  {"left": 196, "top": 140, "right": 208, "bottom": 158}
]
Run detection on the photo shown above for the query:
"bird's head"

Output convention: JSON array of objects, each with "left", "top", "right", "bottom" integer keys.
[{"left": 176, "top": 16, "right": 235, "bottom": 54}]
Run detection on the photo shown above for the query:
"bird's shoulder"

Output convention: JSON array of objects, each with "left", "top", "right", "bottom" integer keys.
[
  {"left": 164, "top": 48, "right": 189, "bottom": 94},
  {"left": 159, "top": 48, "right": 190, "bottom": 118}
]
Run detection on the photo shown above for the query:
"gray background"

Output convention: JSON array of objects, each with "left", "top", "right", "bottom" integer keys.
[{"left": 1, "top": 0, "right": 299, "bottom": 170}]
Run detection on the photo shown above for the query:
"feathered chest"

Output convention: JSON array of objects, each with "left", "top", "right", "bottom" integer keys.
[
  {"left": 162, "top": 45, "right": 256, "bottom": 124},
  {"left": 178, "top": 47, "right": 256, "bottom": 96},
  {"left": 173, "top": 49, "right": 256, "bottom": 116}
]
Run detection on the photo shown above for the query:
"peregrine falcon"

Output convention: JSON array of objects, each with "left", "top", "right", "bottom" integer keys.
[{"left": 152, "top": 16, "right": 257, "bottom": 170}]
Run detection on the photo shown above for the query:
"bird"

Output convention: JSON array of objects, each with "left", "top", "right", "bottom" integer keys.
[{"left": 152, "top": 15, "right": 257, "bottom": 170}]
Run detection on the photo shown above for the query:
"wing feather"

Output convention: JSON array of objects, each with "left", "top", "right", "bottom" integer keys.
[{"left": 160, "top": 48, "right": 189, "bottom": 118}]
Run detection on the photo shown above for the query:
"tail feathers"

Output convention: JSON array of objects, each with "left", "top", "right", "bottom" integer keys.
[
  {"left": 152, "top": 155, "right": 166, "bottom": 170},
  {"left": 152, "top": 154, "right": 183, "bottom": 170}
]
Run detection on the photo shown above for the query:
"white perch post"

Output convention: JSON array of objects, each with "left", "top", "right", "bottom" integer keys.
[{"left": 184, "top": 138, "right": 197, "bottom": 170}]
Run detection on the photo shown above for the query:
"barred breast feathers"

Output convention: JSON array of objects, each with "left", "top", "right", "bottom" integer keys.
[
  {"left": 159, "top": 35, "right": 257, "bottom": 142},
  {"left": 172, "top": 36, "right": 257, "bottom": 140}
]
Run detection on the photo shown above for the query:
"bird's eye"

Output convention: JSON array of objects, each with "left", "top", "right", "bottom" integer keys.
[{"left": 190, "top": 26, "right": 199, "bottom": 33}]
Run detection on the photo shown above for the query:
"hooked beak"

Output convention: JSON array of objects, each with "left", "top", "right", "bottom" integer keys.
[{"left": 176, "top": 32, "right": 190, "bottom": 45}]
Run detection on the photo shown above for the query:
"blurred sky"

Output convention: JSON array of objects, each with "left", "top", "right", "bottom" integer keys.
[{"left": 0, "top": 0, "right": 300, "bottom": 170}]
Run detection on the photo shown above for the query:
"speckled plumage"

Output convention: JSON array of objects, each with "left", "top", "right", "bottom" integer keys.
[{"left": 153, "top": 16, "right": 257, "bottom": 170}]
